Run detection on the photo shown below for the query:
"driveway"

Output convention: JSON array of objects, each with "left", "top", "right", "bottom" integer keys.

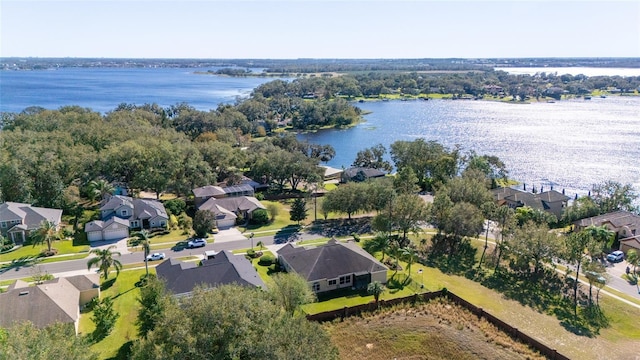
[{"left": 214, "top": 228, "right": 249, "bottom": 243}]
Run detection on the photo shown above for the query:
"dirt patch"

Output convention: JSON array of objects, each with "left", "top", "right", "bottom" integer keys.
[{"left": 324, "top": 299, "right": 545, "bottom": 360}]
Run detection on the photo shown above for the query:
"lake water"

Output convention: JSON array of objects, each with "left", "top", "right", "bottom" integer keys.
[
  {"left": 0, "top": 67, "right": 283, "bottom": 113},
  {"left": 495, "top": 67, "right": 640, "bottom": 77},
  {"left": 299, "top": 97, "right": 640, "bottom": 196},
  {"left": 2, "top": 66, "right": 639, "bottom": 196}
]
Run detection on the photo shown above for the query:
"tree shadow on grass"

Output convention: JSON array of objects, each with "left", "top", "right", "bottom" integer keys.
[
  {"left": 425, "top": 237, "right": 477, "bottom": 276},
  {"left": 553, "top": 299, "right": 608, "bottom": 338},
  {"left": 386, "top": 273, "right": 413, "bottom": 294},
  {"left": 100, "top": 278, "right": 116, "bottom": 291},
  {"left": 107, "top": 340, "right": 134, "bottom": 360},
  {"left": 308, "top": 218, "right": 371, "bottom": 238},
  {"left": 481, "top": 268, "right": 564, "bottom": 314},
  {"left": 112, "top": 287, "right": 135, "bottom": 300},
  {"left": 273, "top": 225, "right": 302, "bottom": 244},
  {"left": 0, "top": 256, "right": 40, "bottom": 274}
]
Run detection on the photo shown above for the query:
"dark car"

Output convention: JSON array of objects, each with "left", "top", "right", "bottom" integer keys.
[{"left": 187, "top": 238, "right": 207, "bottom": 248}]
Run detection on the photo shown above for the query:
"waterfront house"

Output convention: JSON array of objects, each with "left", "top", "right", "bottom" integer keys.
[
  {"left": 491, "top": 187, "right": 570, "bottom": 219},
  {"left": 197, "top": 196, "right": 266, "bottom": 229},
  {"left": 341, "top": 167, "right": 386, "bottom": 183},
  {"left": 277, "top": 239, "right": 388, "bottom": 294},
  {"left": 0, "top": 202, "right": 63, "bottom": 245}
]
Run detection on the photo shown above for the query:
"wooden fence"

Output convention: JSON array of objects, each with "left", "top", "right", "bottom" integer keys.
[{"left": 306, "top": 289, "right": 570, "bottom": 360}]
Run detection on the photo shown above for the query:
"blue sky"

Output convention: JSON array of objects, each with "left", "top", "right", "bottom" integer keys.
[{"left": 2, "top": 0, "right": 639, "bottom": 58}]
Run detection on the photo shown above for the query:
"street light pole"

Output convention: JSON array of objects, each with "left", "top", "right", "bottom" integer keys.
[
  {"left": 250, "top": 232, "right": 254, "bottom": 250},
  {"left": 418, "top": 268, "right": 424, "bottom": 290}
]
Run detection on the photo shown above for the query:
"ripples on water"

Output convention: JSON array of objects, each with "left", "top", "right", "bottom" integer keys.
[{"left": 299, "top": 97, "right": 640, "bottom": 195}]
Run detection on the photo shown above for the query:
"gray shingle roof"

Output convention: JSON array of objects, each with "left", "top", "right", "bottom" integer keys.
[
  {"left": 192, "top": 185, "right": 226, "bottom": 198},
  {"left": 575, "top": 210, "right": 640, "bottom": 229},
  {"left": 198, "top": 196, "right": 265, "bottom": 214},
  {"left": 0, "top": 202, "right": 62, "bottom": 231},
  {"left": 342, "top": 167, "right": 386, "bottom": 181},
  {"left": 278, "top": 240, "right": 388, "bottom": 282},
  {"left": 0, "top": 278, "right": 79, "bottom": 329},
  {"left": 156, "top": 251, "right": 266, "bottom": 296}
]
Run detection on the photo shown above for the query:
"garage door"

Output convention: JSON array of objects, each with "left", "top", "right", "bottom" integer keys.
[
  {"left": 103, "top": 228, "right": 129, "bottom": 241},
  {"left": 216, "top": 219, "right": 235, "bottom": 229},
  {"left": 87, "top": 231, "right": 103, "bottom": 242}
]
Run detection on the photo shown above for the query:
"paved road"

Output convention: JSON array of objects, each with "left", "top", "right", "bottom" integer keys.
[
  {"left": 0, "top": 232, "right": 323, "bottom": 281},
  {"left": 3, "top": 228, "right": 639, "bottom": 303}
]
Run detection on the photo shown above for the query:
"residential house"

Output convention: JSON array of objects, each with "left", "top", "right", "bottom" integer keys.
[
  {"left": 0, "top": 202, "right": 63, "bottom": 245},
  {"left": 156, "top": 250, "right": 266, "bottom": 297},
  {"left": 193, "top": 184, "right": 264, "bottom": 228},
  {"left": 341, "top": 167, "right": 386, "bottom": 183},
  {"left": 193, "top": 184, "right": 255, "bottom": 208},
  {"left": 319, "top": 165, "right": 343, "bottom": 183},
  {"left": 491, "top": 187, "right": 570, "bottom": 219},
  {"left": 198, "top": 196, "right": 266, "bottom": 229},
  {"left": 84, "top": 195, "right": 168, "bottom": 242},
  {"left": 0, "top": 274, "right": 100, "bottom": 334},
  {"left": 277, "top": 239, "right": 388, "bottom": 294},
  {"left": 574, "top": 210, "right": 640, "bottom": 253}
]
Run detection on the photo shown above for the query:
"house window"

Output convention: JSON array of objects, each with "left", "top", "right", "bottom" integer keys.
[
  {"left": 121, "top": 210, "right": 128, "bottom": 216},
  {"left": 328, "top": 279, "right": 337, "bottom": 286},
  {"left": 339, "top": 276, "right": 351, "bottom": 285},
  {"left": 1, "top": 222, "right": 6, "bottom": 228},
  {"left": 312, "top": 282, "right": 320, "bottom": 292},
  {"left": 345, "top": 276, "right": 351, "bottom": 283}
]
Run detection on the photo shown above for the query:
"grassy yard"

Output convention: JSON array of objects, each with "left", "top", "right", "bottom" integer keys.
[
  {"left": 79, "top": 269, "right": 150, "bottom": 359},
  {"left": 0, "top": 240, "right": 90, "bottom": 262}
]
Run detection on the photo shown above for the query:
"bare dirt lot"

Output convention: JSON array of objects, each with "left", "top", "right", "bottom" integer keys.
[{"left": 324, "top": 299, "right": 546, "bottom": 360}]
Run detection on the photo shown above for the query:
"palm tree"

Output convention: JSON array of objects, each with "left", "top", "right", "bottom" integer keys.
[
  {"left": 88, "top": 179, "right": 115, "bottom": 201},
  {"left": 32, "top": 220, "right": 60, "bottom": 255},
  {"left": 256, "top": 241, "right": 265, "bottom": 251},
  {"left": 87, "top": 245, "right": 123, "bottom": 280},
  {"left": 367, "top": 281, "right": 385, "bottom": 305},
  {"left": 400, "top": 247, "right": 418, "bottom": 283},
  {"left": 585, "top": 225, "right": 615, "bottom": 250},
  {"left": 132, "top": 230, "right": 151, "bottom": 278},
  {"left": 627, "top": 249, "right": 640, "bottom": 279},
  {"left": 366, "top": 233, "right": 390, "bottom": 262}
]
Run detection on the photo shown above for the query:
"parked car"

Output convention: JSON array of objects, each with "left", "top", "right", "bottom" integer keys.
[
  {"left": 146, "top": 252, "right": 166, "bottom": 261},
  {"left": 187, "top": 238, "right": 207, "bottom": 248},
  {"left": 606, "top": 250, "right": 624, "bottom": 263}
]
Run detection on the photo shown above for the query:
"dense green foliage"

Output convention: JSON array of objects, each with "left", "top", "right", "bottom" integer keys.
[
  {"left": 192, "top": 210, "right": 216, "bottom": 238},
  {"left": 91, "top": 296, "right": 119, "bottom": 340},
  {"left": 289, "top": 198, "right": 308, "bottom": 224},
  {"left": 0, "top": 322, "right": 97, "bottom": 360},
  {"left": 131, "top": 285, "right": 337, "bottom": 360}
]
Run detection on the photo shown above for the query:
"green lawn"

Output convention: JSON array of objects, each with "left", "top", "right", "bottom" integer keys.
[
  {"left": 251, "top": 251, "right": 277, "bottom": 288},
  {"left": 79, "top": 269, "right": 150, "bottom": 359},
  {"left": 238, "top": 200, "right": 299, "bottom": 232},
  {"left": 0, "top": 240, "right": 89, "bottom": 262}
]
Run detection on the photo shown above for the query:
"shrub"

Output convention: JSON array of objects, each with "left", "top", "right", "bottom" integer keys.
[
  {"left": 247, "top": 249, "right": 257, "bottom": 258},
  {"left": 164, "top": 198, "right": 186, "bottom": 216},
  {"left": 235, "top": 213, "right": 245, "bottom": 226},
  {"left": 250, "top": 209, "right": 269, "bottom": 225},
  {"left": 258, "top": 254, "right": 275, "bottom": 266},
  {"left": 255, "top": 192, "right": 265, "bottom": 201}
]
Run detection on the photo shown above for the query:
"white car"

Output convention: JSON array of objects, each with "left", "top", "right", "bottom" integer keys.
[
  {"left": 146, "top": 252, "right": 166, "bottom": 261},
  {"left": 187, "top": 238, "right": 207, "bottom": 248},
  {"left": 606, "top": 250, "right": 624, "bottom": 263}
]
